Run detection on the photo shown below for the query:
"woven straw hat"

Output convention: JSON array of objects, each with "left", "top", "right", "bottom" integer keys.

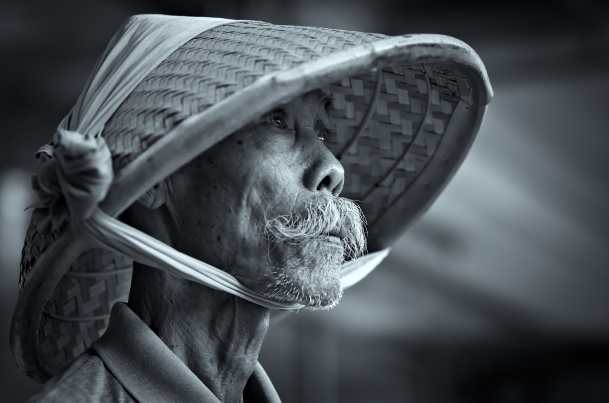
[{"left": 12, "top": 16, "right": 492, "bottom": 382}]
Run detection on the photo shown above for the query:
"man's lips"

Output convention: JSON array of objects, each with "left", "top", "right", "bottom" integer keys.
[
  {"left": 323, "top": 228, "right": 345, "bottom": 248},
  {"left": 328, "top": 227, "right": 347, "bottom": 239},
  {"left": 323, "top": 235, "right": 343, "bottom": 247}
]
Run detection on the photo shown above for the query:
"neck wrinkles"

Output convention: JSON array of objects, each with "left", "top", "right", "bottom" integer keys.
[{"left": 128, "top": 262, "right": 270, "bottom": 403}]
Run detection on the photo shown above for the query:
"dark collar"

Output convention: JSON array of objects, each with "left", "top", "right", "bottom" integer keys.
[{"left": 92, "top": 303, "right": 281, "bottom": 403}]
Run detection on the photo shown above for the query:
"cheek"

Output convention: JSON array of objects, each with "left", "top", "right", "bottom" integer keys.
[
  {"left": 173, "top": 129, "right": 308, "bottom": 289},
  {"left": 169, "top": 150, "right": 244, "bottom": 264},
  {"left": 173, "top": 156, "right": 272, "bottom": 283},
  {"left": 227, "top": 173, "right": 304, "bottom": 289},
  {"left": 227, "top": 169, "right": 294, "bottom": 279}
]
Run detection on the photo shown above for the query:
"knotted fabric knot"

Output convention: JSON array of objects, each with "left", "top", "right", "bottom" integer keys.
[{"left": 29, "top": 128, "right": 113, "bottom": 234}]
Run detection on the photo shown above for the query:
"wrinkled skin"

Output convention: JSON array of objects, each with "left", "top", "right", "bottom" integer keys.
[
  {"left": 166, "top": 89, "right": 346, "bottom": 301},
  {"left": 127, "top": 90, "right": 350, "bottom": 403}
]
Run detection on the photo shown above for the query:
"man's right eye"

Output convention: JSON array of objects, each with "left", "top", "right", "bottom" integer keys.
[{"left": 271, "top": 114, "right": 284, "bottom": 128}]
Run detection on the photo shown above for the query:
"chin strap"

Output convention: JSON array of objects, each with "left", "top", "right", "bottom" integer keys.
[{"left": 76, "top": 210, "right": 390, "bottom": 311}]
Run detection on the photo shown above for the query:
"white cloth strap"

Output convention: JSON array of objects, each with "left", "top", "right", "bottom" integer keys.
[
  {"left": 60, "top": 15, "right": 234, "bottom": 135},
  {"left": 74, "top": 210, "right": 389, "bottom": 311}
]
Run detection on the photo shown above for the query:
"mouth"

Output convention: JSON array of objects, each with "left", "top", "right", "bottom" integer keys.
[
  {"left": 323, "top": 235, "right": 343, "bottom": 248},
  {"left": 328, "top": 226, "right": 347, "bottom": 239}
]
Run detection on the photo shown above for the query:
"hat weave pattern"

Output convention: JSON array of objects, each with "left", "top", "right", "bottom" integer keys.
[
  {"left": 20, "top": 20, "right": 471, "bottom": 376},
  {"left": 103, "top": 21, "right": 386, "bottom": 172}
]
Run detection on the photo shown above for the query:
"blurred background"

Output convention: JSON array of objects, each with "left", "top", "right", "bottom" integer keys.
[{"left": 1, "top": 0, "right": 608, "bottom": 402}]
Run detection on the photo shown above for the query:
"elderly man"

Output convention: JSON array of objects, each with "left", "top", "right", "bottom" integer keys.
[
  {"left": 28, "top": 87, "right": 366, "bottom": 403},
  {"left": 13, "top": 14, "right": 491, "bottom": 403}
]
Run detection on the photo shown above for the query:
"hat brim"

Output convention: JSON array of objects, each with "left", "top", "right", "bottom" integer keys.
[{"left": 12, "top": 34, "right": 492, "bottom": 382}]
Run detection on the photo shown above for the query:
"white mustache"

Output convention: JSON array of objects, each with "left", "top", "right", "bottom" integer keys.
[{"left": 264, "top": 194, "right": 367, "bottom": 261}]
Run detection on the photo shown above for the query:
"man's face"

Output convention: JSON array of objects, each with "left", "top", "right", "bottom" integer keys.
[{"left": 166, "top": 90, "right": 366, "bottom": 309}]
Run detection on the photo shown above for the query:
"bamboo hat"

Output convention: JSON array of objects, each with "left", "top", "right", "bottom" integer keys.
[{"left": 12, "top": 15, "right": 492, "bottom": 382}]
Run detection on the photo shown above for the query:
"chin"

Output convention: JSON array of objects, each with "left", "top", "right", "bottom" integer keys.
[{"left": 260, "top": 238, "right": 345, "bottom": 310}]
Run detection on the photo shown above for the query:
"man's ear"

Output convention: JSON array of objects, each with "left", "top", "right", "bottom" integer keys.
[{"left": 137, "top": 180, "right": 169, "bottom": 209}]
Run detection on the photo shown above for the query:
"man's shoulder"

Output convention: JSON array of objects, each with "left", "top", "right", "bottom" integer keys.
[{"left": 26, "top": 349, "right": 136, "bottom": 403}]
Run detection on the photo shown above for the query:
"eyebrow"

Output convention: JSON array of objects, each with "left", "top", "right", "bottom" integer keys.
[{"left": 302, "top": 89, "right": 335, "bottom": 113}]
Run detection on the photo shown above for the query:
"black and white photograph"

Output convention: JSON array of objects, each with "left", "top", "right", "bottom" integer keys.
[{"left": 1, "top": 1, "right": 608, "bottom": 402}]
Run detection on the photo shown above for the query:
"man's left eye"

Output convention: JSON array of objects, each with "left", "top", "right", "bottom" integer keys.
[{"left": 318, "top": 128, "right": 336, "bottom": 142}]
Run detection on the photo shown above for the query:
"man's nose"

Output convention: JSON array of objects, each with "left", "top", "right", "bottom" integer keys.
[{"left": 303, "top": 141, "right": 345, "bottom": 196}]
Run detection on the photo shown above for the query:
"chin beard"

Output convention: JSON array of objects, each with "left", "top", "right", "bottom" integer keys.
[
  {"left": 259, "top": 194, "right": 366, "bottom": 310},
  {"left": 259, "top": 238, "right": 345, "bottom": 310}
]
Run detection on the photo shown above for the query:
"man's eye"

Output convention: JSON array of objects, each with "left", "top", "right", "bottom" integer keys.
[
  {"left": 272, "top": 116, "right": 284, "bottom": 128},
  {"left": 267, "top": 111, "right": 288, "bottom": 129},
  {"left": 318, "top": 128, "right": 336, "bottom": 142}
]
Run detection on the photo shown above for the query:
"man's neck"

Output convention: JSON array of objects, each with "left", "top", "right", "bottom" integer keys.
[{"left": 128, "top": 263, "right": 270, "bottom": 403}]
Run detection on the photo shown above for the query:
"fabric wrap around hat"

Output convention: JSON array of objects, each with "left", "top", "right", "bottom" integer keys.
[{"left": 12, "top": 14, "right": 492, "bottom": 382}]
